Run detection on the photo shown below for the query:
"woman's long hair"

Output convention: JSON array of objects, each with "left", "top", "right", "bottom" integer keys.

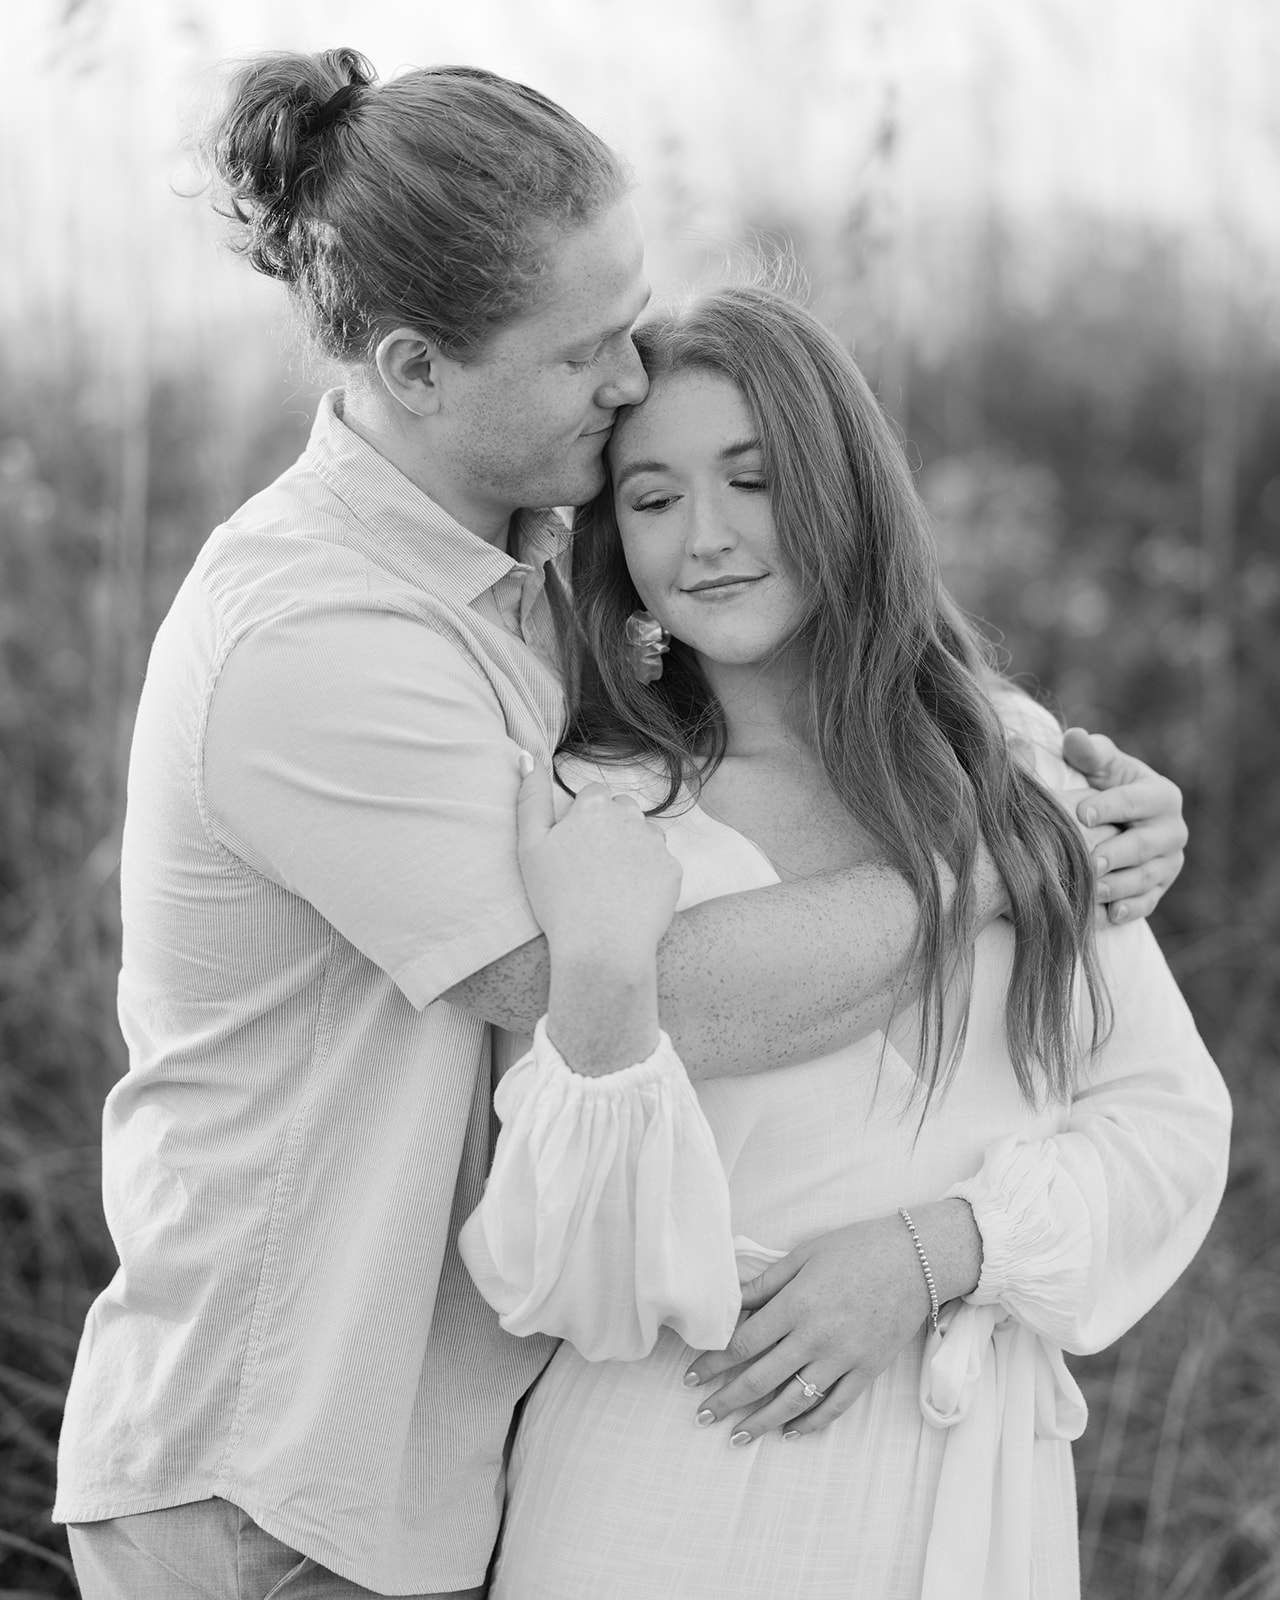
[{"left": 560, "top": 283, "right": 1109, "bottom": 1108}]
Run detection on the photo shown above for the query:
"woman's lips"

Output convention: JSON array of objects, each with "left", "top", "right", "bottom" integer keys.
[{"left": 682, "top": 575, "right": 767, "bottom": 597}]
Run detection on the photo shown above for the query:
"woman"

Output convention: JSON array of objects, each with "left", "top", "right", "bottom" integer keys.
[{"left": 460, "top": 284, "right": 1230, "bottom": 1599}]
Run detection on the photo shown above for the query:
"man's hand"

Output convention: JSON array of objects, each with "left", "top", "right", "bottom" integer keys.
[
  {"left": 680, "top": 1201, "right": 981, "bottom": 1444},
  {"left": 1061, "top": 728, "right": 1188, "bottom": 924}
]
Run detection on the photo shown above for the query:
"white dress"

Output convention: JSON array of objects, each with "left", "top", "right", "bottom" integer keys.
[{"left": 460, "top": 726, "right": 1230, "bottom": 1600}]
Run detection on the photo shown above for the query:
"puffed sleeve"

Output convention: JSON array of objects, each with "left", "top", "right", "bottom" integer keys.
[
  {"left": 946, "top": 918, "right": 1229, "bottom": 1352},
  {"left": 944, "top": 701, "right": 1231, "bottom": 1353},
  {"left": 459, "top": 1019, "right": 742, "bottom": 1362}
]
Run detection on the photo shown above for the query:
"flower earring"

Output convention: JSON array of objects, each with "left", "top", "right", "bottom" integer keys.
[{"left": 623, "top": 611, "right": 670, "bottom": 684}]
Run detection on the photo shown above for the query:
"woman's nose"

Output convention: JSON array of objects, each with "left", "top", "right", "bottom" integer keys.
[{"left": 685, "top": 497, "right": 735, "bottom": 559}]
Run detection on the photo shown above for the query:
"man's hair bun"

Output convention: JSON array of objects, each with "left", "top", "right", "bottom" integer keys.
[{"left": 202, "top": 47, "right": 374, "bottom": 284}]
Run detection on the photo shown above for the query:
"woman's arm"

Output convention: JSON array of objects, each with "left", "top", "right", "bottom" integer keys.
[
  {"left": 458, "top": 762, "right": 742, "bottom": 1359},
  {"left": 685, "top": 729, "right": 1219, "bottom": 1442},
  {"left": 943, "top": 919, "right": 1229, "bottom": 1354},
  {"left": 683, "top": 915, "right": 1230, "bottom": 1441}
]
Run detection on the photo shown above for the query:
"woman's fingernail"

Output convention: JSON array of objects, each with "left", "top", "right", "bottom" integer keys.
[
  {"left": 1097, "top": 882, "right": 1111, "bottom": 902},
  {"left": 695, "top": 1409, "right": 715, "bottom": 1427},
  {"left": 730, "top": 1430, "right": 752, "bottom": 1447},
  {"left": 682, "top": 1370, "right": 702, "bottom": 1387},
  {"left": 783, "top": 1429, "right": 801, "bottom": 1441},
  {"left": 1083, "top": 807, "right": 1098, "bottom": 827},
  {"left": 1095, "top": 856, "right": 1108, "bottom": 874},
  {"left": 517, "top": 749, "right": 535, "bottom": 776},
  {"left": 1112, "top": 903, "right": 1129, "bottom": 922}
]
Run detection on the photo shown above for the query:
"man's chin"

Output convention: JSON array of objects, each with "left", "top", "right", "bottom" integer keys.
[{"left": 527, "top": 465, "right": 608, "bottom": 513}]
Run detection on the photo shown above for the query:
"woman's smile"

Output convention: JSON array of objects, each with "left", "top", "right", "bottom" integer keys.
[{"left": 682, "top": 573, "right": 770, "bottom": 598}]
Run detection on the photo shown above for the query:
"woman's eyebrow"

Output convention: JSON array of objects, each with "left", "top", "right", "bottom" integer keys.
[
  {"left": 613, "top": 459, "right": 669, "bottom": 491},
  {"left": 719, "top": 437, "right": 762, "bottom": 461},
  {"left": 614, "top": 438, "right": 763, "bottom": 492}
]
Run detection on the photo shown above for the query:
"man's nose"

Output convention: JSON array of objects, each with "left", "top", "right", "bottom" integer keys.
[{"left": 599, "top": 339, "right": 648, "bottom": 407}]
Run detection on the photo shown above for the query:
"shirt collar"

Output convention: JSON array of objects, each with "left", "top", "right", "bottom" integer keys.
[{"left": 303, "top": 391, "right": 572, "bottom": 604}]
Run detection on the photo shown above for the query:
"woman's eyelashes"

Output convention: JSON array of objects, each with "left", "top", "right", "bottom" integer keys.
[
  {"left": 626, "top": 477, "right": 769, "bottom": 515},
  {"left": 630, "top": 491, "right": 679, "bottom": 514}
]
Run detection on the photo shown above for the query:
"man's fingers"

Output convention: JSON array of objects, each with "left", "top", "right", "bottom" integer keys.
[
  {"left": 1080, "top": 777, "right": 1186, "bottom": 840},
  {"left": 1099, "top": 860, "right": 1169, "bottom": 902},
  {"left": 514, "top": 752, "right": 555, "bottom": 845},
  {"left": 1062, "top": 727, "right": 1119, "bottom": 782},
  {"left": 1076, "top": 783, "right": 1139, "bottom": 827},
  {"left": 1105, "top": 889, "right": 1161, "bottom": 923},
  {"left": 1093, "top": 823, "right": 1173, "bottom": 876}
]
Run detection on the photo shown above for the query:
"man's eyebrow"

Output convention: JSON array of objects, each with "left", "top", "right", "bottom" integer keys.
[{"left": 564, "top": 287, "right": 654, "bottom": 355}]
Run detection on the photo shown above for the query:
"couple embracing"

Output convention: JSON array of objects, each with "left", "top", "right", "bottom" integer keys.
[{"left": 55, "top": 47, "right": 1229, "bottom": 1600}]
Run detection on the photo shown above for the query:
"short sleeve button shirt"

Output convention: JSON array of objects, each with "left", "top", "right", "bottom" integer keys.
[{"left": 54, "top": 393, "right": 563, "bottom": 1594}]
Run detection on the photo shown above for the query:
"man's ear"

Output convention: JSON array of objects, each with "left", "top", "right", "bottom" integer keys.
[{"left": 374, "top": 327, "right": 450, "bottom": 416}]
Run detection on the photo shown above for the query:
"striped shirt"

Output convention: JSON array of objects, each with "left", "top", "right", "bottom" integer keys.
[{"left": 54, "top": 393, "right": 564, "bottom": 1593}]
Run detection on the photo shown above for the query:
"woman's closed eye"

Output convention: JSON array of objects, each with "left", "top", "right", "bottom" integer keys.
[
  {"left": 630, "top": 491, "right": 680, "bottom": 514},
  {"left": 629, "top": 477, "right": 767, "bottom": 514}
]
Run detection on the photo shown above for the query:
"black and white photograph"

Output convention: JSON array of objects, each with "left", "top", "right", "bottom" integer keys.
[{"left": 1, "top": 2, "right": 1275, "bottom": 1596}]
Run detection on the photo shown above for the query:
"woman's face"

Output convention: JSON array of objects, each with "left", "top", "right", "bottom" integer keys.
[{"left": 608, "top": 371, "right": 806, "bottom": 669}]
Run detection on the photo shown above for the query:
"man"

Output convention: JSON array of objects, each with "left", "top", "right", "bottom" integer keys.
[{"left": 55, "top": 50, "right": 1187, "bottom": 1599}]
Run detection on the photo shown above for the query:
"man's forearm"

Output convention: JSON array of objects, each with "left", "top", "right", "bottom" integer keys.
[{"left": 443, "top": 859, "right": 929, "bottom": 1079}]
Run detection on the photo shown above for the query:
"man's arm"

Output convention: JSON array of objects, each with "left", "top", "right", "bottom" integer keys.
[
  {"left": 444, "top": 859, "right": 949, "bottom": 1081},
  {"left": 447, "top": 721, "right": 1190, "bottom": 1077}
]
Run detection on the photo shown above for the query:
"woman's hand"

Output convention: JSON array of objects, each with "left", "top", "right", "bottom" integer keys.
[
  {"left": 1060, "top": 729, "right": 1188, "bottom": 923},
  {"left": 680, "top": 1200, "right": 981, "bottom": 1443},
  {"left": 516, "top": 756, "right": 682, "bottom": 1073}
]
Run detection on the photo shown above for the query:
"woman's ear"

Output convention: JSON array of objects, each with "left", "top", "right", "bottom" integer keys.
[{"left": 373, "top": 327, "right": 448, "bottom": 416}]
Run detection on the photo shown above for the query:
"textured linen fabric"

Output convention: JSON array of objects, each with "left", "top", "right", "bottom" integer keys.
[
  {"left": 67, "top": 1498, "right": 482, "bottom": 1600},
  {"left": 472, "top": 731, "right": 1231, "bottom": 1600},
  {"left": 460, "top": 1019, "right": 740, "bottom": 1360},
  {"left": 54, "top": 392, "right": 562, "bottom": 1595}
]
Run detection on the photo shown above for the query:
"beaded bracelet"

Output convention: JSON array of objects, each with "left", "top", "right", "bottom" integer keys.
[{"left": 897, "top": 1207, "right": 940, "bottom": 1335}]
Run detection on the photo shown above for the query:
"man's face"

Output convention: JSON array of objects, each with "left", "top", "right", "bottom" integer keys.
[{"left": 433, "top": 199, "right": 651, "bottom": 537}]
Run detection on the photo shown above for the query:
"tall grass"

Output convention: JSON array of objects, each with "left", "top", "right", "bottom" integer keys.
[
  {"left": 0, "top": 273, "right": 1276, "bottom": 1596},
  {"left": 0, "top": 361, "right": 314, "bottom": 1595}
]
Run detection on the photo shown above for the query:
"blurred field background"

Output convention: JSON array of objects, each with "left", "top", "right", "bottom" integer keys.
[{"left": 2, "top": 0, "right": 1278, "bottom": 1595}]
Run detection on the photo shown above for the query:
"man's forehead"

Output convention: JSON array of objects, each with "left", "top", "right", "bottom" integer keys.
[
  {"left": 544, "top": 264, "right": 649, "bottom": 330},
  {"left": 536, "top": 205, "right": 649, "bottom": 330}
]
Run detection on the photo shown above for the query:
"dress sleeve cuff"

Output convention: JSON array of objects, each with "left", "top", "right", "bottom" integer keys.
[
  {"left": 944, "top": 1134, "right": 1094, "bottom": 1343},
  {"left": 458, "top": 1018, "right": 741, "bottom": 1361}
]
